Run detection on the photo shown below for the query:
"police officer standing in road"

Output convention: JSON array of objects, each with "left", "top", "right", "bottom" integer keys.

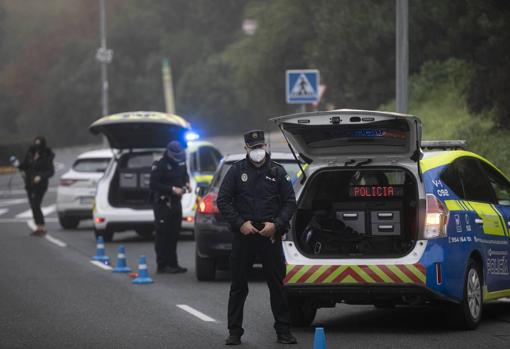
[
  {"left": 18, "top": 136, "right": 55, "bottom": 236},
  {"left": 150, "top": 140, "right": 190, "bottom": 274},
  {"left": 217, "top": 130, "right": 298, "bottom": 345}
]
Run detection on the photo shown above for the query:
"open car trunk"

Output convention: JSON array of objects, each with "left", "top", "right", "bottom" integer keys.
[
  {"left": 294, "top": 167, "right": 419, "bottom": 258},
  {"left": 108, "top": 151, "right": 162, "bottom": 209}
]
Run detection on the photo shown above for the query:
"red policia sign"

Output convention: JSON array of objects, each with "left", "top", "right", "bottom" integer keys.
[{"left": 349, "top": 186, "right": 404, "bottom": 198}]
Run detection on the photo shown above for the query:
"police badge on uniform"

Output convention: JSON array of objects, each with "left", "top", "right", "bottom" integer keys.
[{"left": 241, "top": 173, "right": 248, "bottom": 182}]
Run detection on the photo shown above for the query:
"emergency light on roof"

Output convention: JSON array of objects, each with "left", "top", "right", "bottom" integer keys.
[{"left": 421, "top": 140, "right": 466, "bottom": 151}]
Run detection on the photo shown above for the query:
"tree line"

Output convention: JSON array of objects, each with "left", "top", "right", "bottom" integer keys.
[{"left": 0, "top": 0, "right": 508, "bottom": 148}]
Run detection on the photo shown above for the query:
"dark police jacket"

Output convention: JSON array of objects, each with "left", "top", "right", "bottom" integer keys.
[
  {"left": 149, "top": 154, "right": 189, "bottom": 207},
  {"left": 217, "top": 154, "right": 297, "bottom": 234}
]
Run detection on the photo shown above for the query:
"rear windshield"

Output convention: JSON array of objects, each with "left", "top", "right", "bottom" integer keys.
[
  {"left": 286, "top": 119, "right": 411, "bottom": 156},
  {"left": 73, "top": 158, "right": 111, "bottom": 173},
  {"left": 209, "top": 160, "right": 301, "bottom": 193}
]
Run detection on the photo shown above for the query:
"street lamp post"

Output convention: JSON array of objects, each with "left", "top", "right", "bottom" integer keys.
[
  {"left": 96, "top": 0, "right": 113, "bottom": 117},
  {"left": 396, "top": 0, "right": 408, "bottom": 114}
]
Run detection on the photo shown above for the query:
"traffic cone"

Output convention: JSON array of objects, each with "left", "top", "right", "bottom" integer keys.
[
  {"left": 91, "top": 236, "right": 110, "bottom": 264},
  {"left": 132, "top": 255, "right": 153, "bottom": 284},
  {"left": 112, "top": 245, "right": 131, "bottom": 273},
  {"left": 312, "top": 327, "right": 327, "bottom": 349}
]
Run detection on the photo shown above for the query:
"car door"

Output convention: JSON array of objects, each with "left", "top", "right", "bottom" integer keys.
[
  {"left": 477, "top": 160, "right": 510, "bottom": 291},
  {"left": 451, "top": 157, "right": 508, "bottom": 292}
]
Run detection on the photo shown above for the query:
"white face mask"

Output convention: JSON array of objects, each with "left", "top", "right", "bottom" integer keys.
[{"left": 248, "top": 148, "right": 266, "bottom": 163}]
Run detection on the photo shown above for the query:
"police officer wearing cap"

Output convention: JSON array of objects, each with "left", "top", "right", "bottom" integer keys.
[
  {"left": 217, "top": 130, "right": 298, "bottom": 345},
  {"left": 149, "top": 140, "right": 191, "bottom": 274}
]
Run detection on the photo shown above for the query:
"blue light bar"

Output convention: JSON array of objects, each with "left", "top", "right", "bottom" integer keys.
[{"left": 185, "top": 131, "right": 200, "bottom": 142}]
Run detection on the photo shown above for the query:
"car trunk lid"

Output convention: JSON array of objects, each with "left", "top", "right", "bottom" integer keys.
[
  {"left": 89, "top": 111, "right": 191, "bottom": 149},
  {"left": 272, "top": 109, "right": 422, "bottom": 167}
]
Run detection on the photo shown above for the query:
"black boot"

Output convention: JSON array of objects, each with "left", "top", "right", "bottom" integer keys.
[{"left": 276, "top": 331, "right": 297, "bottom": 344}]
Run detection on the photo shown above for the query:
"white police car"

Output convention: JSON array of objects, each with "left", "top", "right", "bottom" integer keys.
[
  {"left": 273, "top": 109, "right": 510, "bottom": 329},
  {"left": 89, "top": 111, "right": 221, "bottom": 242}
]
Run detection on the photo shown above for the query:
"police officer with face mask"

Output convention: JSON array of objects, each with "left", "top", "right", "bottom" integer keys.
[
  {"left": 150, "top": 140, "right": 190, "bottom": 274},
  {"left": 217, "top": 130, "right": 298, "bottom": 345}
]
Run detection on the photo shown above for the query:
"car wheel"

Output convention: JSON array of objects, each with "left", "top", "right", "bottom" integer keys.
[
  {"left": 448, "top": 258, "right": 483, "bottom": 330},
  {"left": 59, "top": 216, "right": 80, "bottom": 230},
  {"left": 135, "top": 228, "right": 154, "bottom": 240},
  {"left": 195, "top": 252, "right": 216, "bottom": 281},
  {"left": 94, "top": 227, "right": 114, "bottom": 243},
  {"left": 287, "top": 296, "right": 317, "bottom": 326}
]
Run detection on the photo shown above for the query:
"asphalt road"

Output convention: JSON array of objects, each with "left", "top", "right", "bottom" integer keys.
[{"left": 1, "top": 141, "right": 510, "bottom": 348}]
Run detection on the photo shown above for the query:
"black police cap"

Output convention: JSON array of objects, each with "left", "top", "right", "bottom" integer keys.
[{"left": 244, "top": 130, "right": 265, "bottom": 147}]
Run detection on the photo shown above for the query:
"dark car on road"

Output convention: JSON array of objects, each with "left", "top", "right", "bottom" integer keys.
[{"left": 194, "top": 152, "right": 302, "bottom": 281}]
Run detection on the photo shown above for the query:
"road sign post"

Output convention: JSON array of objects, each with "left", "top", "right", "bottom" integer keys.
[{"left": 286, "top": 69, "right": 320, "bottom": 113}]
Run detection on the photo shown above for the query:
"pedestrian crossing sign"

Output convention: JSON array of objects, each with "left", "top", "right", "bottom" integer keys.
[{"left": 286, "top": 69, "right": 320, "bottom": 104}]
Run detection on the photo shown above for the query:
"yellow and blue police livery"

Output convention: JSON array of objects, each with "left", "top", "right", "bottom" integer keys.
[{"left": 272, "top": 109, "right": 510, "bottom": 330}]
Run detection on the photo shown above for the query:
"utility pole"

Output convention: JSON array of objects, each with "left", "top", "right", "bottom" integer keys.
[
  {"left": 396, "top": 0, "right": 408, "bottom": 114},
  {"left": 162, "top": 58, "right": 176, "bottom": 114},
  {"left": 96, "top": 0, "right": 113, "bottom": 117}
]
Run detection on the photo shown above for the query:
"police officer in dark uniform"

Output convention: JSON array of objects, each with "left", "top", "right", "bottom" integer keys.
[
  {"left": 149, "top": 140, "right": 190, "bottom": 274},
  {"left": 217, "top": 130, "right": 298, "bottom": 345}
]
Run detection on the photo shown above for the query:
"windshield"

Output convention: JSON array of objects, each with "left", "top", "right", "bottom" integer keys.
[{"left": 73, "top": 158, "right": 111, "bottom": 173}]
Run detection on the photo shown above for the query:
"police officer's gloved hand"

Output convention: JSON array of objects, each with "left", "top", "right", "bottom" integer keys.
[{"left": 259, "top": 222, "right": 276, "bottom": 237}]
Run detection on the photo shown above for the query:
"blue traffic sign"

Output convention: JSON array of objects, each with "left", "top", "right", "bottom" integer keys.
[{"left": 286, "top": 69, "right": 320, "bottom": 104}]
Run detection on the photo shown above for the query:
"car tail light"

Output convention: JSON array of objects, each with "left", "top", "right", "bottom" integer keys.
[
  {"left": 197, "top": 193, "right": 219, "bottom": 215},
  {"left": 183, "top": 216, "right": 194, "bottom": 222},
  {"left": 424, "top": 194, "right": 448, "bottom": 239},
  {"left": 95, "top": 217, "right": 105, "bottom": 224},
  {"left": 59, "top": 179, "right": 79, "bottom": 186}
]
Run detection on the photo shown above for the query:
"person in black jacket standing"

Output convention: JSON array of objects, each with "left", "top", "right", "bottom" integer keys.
[
  {"left": 217, "top": 130, "right": 298, "bottom": 346},
  {"left": 149, "top": 140, "right": 190, "bottom": 274},
  {"left": 18, "top": 136, "right": 55, "bottom": 236}
]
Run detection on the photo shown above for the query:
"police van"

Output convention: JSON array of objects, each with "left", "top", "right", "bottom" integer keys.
[{"left": 273, "top": 109, "right": 510, "bottom": 330}]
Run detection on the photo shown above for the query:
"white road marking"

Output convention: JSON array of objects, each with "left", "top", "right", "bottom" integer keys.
[
  {"left": 25, "top": 220, "right": 66, "bottom": 247},
  {"left": 0, "top": 218, "right": 58, "bottom": 223},
  {"left": 45, "top": 234, "right": 67, "bottom": 247},
  {"left": 0, "top": 208, "right": 8, "bottom": 216},
  {"left": 176, "top": 304, "right": 216, "bottom": 322},
  {"left": 16, "top": 204, "right": 56, "bottom": 219},
  {"left": 0, "top": 187, "right": 57, "bottom": 196},
  {"left": 90, "top": 260, "right": 112, "bottom": 270},
  {"left": 0, "top": 198, "right": 27, "bottom": 207}
]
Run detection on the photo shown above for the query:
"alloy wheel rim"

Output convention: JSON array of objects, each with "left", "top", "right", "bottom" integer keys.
[{"left": 467, "top": 268, "right": 481, "bottom": 320}]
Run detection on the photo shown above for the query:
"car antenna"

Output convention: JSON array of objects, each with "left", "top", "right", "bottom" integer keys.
[{"left": 278, "top": 124, "right": 307, "bottom": 184}]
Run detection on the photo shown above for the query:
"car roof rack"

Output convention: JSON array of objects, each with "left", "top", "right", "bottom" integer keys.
[{"left": 421, "top": 140, "right": 466, "bottom": 151}]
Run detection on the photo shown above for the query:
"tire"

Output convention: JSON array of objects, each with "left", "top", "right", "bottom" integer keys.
[
  {"left": 135, "top": 228, "right": 154, "bottom": 240},
  {"left": 448, "top": 259, "right": 483, "bottom": 330},
  {"left": 288, "top": 296, "right": 317, "bottom": 326},
  {"left": 94, "top": 227, "right": 114, "bottom": 242},
  {"left": 195, "top": 252, "right": 216, "bottom": 281},
  {"left": 59, "top": 216, "right": 80, "bottom": 230}
]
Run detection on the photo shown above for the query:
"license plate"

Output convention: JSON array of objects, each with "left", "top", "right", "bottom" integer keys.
[{"left": 79, "top": 197, "right": 94, "bottom": 205}]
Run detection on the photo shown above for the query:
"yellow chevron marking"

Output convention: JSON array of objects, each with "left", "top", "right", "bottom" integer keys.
[
  {"left": 368, "top": 265, "right": 394, "bottom": 283},
  {"left": 305, "top": 265, "right": 330, "bottom": 284},
  {"left": 286, "top": 264, "right": 296, "bottom": 275},
  {"left": 289, "top": 265, "right": 312, "bottom": 284},
  {"left": 340, "top": 275, "right": 357, "bottom": 284},
  {"left": 351, "top": 265, "right": 376, "bottom": 283},
  {"left": 324, "top": 266, "right": 347, "bottom": 283},
  {"left": 444, "top": 200, "right": 463, "bottom": 211},
  {"left": 387, "top": 265, "right": 413, "bottom": 283},
  {"left": 408, "top": 265, "right": 426, "bottom": 283}
]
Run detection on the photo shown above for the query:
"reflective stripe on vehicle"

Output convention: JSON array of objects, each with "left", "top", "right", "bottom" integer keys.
[{"left": 284, "top": 263, "right": 426, "bottom": 285}]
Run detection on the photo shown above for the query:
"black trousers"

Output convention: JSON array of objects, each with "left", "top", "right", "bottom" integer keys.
[
  {"left": 27, "top": 182, "right": 48, "bottom": 225},
  {"left": 228, "top": 233, "right": 290, "bottom": 336},
  {"left": 153, "top": 202, "right": 182, "bottom": 268}
]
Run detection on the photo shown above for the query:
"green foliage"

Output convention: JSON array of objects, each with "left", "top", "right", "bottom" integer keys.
[{"left": 381, "top": 58, "right": 510, "bottom": 174}]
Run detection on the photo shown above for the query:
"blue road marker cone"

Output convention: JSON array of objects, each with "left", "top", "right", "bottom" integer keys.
[
  {"left": 91, "top": 236, "right": 110, "bottom": 264},
  {"left": 112, "top": 245, "right": 131, "bottom": 273},
  {"left": 312, "top": 327, "right": 327, "bottom": 349},
  {"left": 132, "top": 255, "right": 153, "bottom": 284}
]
